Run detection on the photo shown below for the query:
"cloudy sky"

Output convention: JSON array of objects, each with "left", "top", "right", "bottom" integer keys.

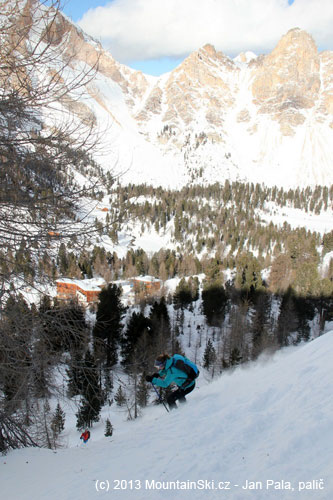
[{"left": 62, "top": 0, "right": 333, "bottom": 75}]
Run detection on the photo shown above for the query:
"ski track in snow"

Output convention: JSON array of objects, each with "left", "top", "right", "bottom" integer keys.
[{"left": 2, "top": 332, "right": 332, "bottom": 500}]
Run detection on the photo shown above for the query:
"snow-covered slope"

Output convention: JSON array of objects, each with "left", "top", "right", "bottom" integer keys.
[{"left": 3, "top": 332, "right": 332, "bottom": 500}]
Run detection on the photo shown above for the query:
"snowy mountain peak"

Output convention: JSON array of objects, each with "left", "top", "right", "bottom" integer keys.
[
  {"left": 10, "top": 1, "right": 333, "bottom": 188},
  {"left": 234, "top": 51, "right": 257, "bottom": 64}
]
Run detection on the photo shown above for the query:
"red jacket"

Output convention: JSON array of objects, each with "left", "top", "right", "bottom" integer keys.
[{"left": 81, "top": 431, "right": 90, "bottom": 441}]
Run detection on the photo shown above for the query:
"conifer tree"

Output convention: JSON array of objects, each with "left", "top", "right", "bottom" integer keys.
[
  {"left": 235, "top": 253, "right": 264, "bottom": 298},
  {"left": 114, "top": 386, "right": 127, "bottom": 407},
  {"left": 67, "top": 353, "right": 85, "bottom": 397},
  {"left": 32, "top": 338, "right": 52, "bottom": 398},
  {"left": 251, "top": 292, "right": 271, "bottom": 359},
  {"left": 93, "top": 284, "right": 125, "bottom": 367},
  {"left": 189, "top": 276, "right": 200, "bottom": 302},
  {"left": 0, "top": 0, "right": 121, "bottom": 452},
  {"left": 203, "top": 338, "right": 216, "bottom": 370},
  {"left": 103, "top": 368, "right": 114, "bottom": 403},
  {"left": 76, "top": 350, "right": 103, "bottom": 429},
  {"left": 58, "top": 243, "right": 69, "bottom": 275},
  {"left": 202, "top": 283, "right": 227, "bottom": 327},
  {"left": 293, "top": 296, "right": 315, "bottom": 343},
  {"left": 104, "top": 418, "right": 113, "bottom": 437},
  {"left": 51, "top": 402, "right": 66, "bottom": 435},
  {"left": 120, "top": 312, "right": 152, "bottom": 368},
  {"left": 276, "top": 290, "right": 298, "bottom": 347},
  {"left": 173, "top": 278, "right": 192, "bottom": 309},
  {"left": 149, "top": 298, "right": 171, "bottom": 341},
  {"left": 229, "top": 347, "right": 242, "bottom": 366},
  {"left": 294, "top": 261, "right": 320, "bottom": 297},
  {"left": 322, "top": 231, "right": 333, "bottom": 255}
]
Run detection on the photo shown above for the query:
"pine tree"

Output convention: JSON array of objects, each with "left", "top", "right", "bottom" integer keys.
[
  {"left": 120, "top": 312, "right": 151, "bottom": 368},
  {"left": 235, "top": 253, "right": 264, "bottom": 298},
  {"left": 189, "top": 276, "right": 200, "bottom": 301},
  {"left": 58, "top": 243, "right": 69, "bottom": 275},
  {"left": 322, "top": 231, "right": 333, "bottom": 255},
  {"left": 149, "top": 297, "right": 171, "bottom": 345},
  {"left": 173, "top": 278, "right": 192, "bottom": 309},
  {"left": 229, "top": 347, "right": 242, "bottom": 366},
  {"left": 93, "top": 284, "right": 125, "bottom": 367},
  {"left": 76, "top": 350, "right": 103, "bottom": 430},
  {"left": 0, "top": 0, "right": 120, "bottom": 452},
  {"left": 114, "top": 386, "right": 127, "bottom": 407},
  {"left": 104, "top": 418, "right": 113, "bottom": 437},
  {"left": 67, "top": 353, "right": 85, "bottom": 397},
  {"left": 39, "top": 299, "right": 88, "bottom": 354},
  {"left": 103, "top": 368, "right": 114, "bottom": 404},
  {"left": 293, "top": 296, "right": 315, "bottom": 343},
  {"left": 32, "top": 338, "right": 52, "bottom": 398},
  {"left": 276, "top": 289, "right": 298, "bottom": 347},
  {"left": 251, "top": 292, "right": 271, "bottom": 359},
  {"left": 202, "top": 283, "right": 227, "bottom": 326},
  {"left": 294, "top": 261, "right": 320, "bottom": 297},
  {"left": 203, "top": 339, "right": 216, "bottom": 370},
  {"left": 51, "top": 402, "right": 66, "bottom": 435}
]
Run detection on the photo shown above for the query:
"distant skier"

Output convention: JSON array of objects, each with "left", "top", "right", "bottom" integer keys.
[
  {"left": 146, "top": 353, "right": 199, "bottom": 410},
  {"left": 80, "top": 429, "right": 90, "bottom": 444}
]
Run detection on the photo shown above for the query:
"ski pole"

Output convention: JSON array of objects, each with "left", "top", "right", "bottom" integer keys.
[{"left": 151, "top": 383, "right": 169, "bottom": 413}]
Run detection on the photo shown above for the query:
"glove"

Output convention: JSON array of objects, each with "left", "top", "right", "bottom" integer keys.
[{"left": 145, "top": 374, "right": 154, "bottom": 383}]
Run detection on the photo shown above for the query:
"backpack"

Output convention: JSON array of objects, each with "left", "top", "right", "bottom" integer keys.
[{"left": 171, "top": 354, "right": 199, "bottom": 382}]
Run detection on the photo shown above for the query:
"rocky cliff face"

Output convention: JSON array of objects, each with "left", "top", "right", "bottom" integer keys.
[
  {"left": 135, "top": 28, "right": 331, "bottom": 142},
  {"left": 137, "top": 44, "right": 237, "bottom": 130},
  {"left": 251, "top": 29, "right": 321, "bottom": 135},
  {"left": 320, "top": 51, "right": 333, "bottom": 122},
  {"left": 11, "top": 1, "right": 333, "bottom": 188},
  {"left": 126, "top": 28, "right": 333, "bottom": 187}
]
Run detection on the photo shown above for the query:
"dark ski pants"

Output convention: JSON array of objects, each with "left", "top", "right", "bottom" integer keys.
[{"left": 167, "top": 383, "right": 195, "bottom": 410}]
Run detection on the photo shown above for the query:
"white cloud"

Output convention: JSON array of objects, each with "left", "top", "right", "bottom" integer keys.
[{"left": 78, "top": 0, "right": 333, "bottom": 62}]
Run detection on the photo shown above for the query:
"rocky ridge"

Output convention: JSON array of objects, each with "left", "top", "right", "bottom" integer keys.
[{"left": 10, "top": 1, "right": 333, "bottom": 187}]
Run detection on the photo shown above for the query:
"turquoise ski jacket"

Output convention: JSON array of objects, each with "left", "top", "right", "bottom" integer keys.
[{"left": 152, "top": 357, "right": 195, "bottom": 390}]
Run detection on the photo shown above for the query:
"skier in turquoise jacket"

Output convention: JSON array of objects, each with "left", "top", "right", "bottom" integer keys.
[{"left": 145, "top": 353, "right": 198, "bottom": 410}]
